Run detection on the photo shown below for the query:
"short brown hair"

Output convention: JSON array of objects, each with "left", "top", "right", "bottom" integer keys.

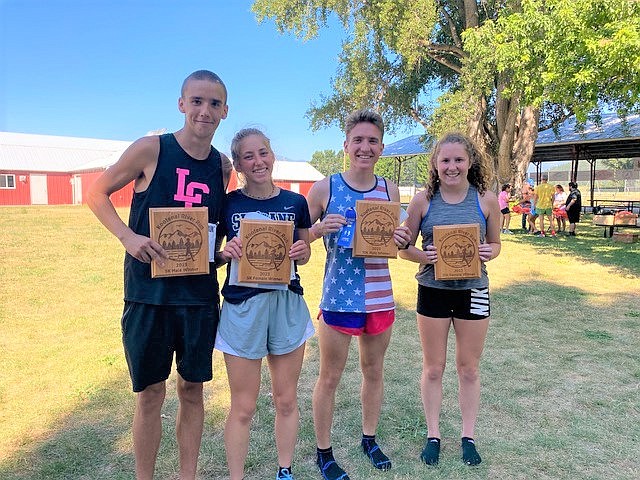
[
  {"left": 181, "top": 70, "right": 227, "bottom": 102},
  {"left": 344, "top": 109, "right": 384, "bottom": 140}
]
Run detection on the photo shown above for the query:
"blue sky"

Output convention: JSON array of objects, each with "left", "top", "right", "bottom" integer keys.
[{"left": 0, "top": 0, "right": 424, "bottom": 161}]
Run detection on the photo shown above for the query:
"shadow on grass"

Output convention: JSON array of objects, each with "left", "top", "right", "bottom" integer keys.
[
  {"left": 501, "top": 217, "right": 640, "bottom": 277},
  {"left": 2, "top": 278, "right": 638, "bottom": 479},
  {"left": 0, "top": 373, "right": 230, "bottom": 480},
  {"left": 0, "top": 376, "right": 136, "bottom": 480},
  {"left": 483, "top": 279, "right": 640, "bottom": 478}
]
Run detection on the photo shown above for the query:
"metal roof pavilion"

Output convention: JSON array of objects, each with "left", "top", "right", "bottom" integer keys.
[
  {"left": 381, "top": 134, "right": 432, "bottom": 158},
  {"left": 379, "top": 114, "right": 640, "bottom": 199},
  {"left": 532, "top": 113, "right": 640, "bottom": 165},
  {"left": 381, "top": 114, "right": 640, "bottom": 163}
]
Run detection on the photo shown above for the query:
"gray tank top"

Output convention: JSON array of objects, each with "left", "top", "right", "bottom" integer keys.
[{"left": 416, "top": 185, "right": 489, "bottom": 289}]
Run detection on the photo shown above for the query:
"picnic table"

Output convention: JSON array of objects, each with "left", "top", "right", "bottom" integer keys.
[
  {"left": 591, "top": 199, "right": 640, "bottom": 214},
  {"left": 592, "top": 213, "right": 639, "bottom": 238}
]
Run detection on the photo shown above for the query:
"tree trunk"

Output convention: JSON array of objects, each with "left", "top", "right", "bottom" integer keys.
[
  {"left": 496, "top": 95, "right": 520, "bottom": 187},
  {"left": 467, "top": 96, "right": 497, "bottom": 188},
  {"left": 511, "top": 106, "right": 540, "bottom": 193}
]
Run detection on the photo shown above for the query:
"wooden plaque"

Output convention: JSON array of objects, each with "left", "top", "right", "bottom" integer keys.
[
  {"left": 433, "top": 223, "right": 481, "bottom": 280},
  {"left": 149, "top": 207, "right": 209, "bottom": 278},
  {"left": 353, "top": 200, "right": 400, "bottom": 258},
  {"left": 238, "top": 219, "right": 294, "bottom": 284}
]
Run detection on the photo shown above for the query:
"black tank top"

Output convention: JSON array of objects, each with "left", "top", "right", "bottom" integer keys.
[{"left": 124, "top": 133, "right": 224, "bottom": 305}]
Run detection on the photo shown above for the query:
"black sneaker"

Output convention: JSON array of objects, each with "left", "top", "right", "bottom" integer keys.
[
  {"left": 317, "top": 451, "right": 350, "bottom": 480},
  {"left": 361, "top": 438, "right": 391, "bottom": 470},
  {"left": 420, "top": 437, "right": 440, "bottom": 466},
  {"left": 461, "top": 437, "right": 482, "bottom": 465}
]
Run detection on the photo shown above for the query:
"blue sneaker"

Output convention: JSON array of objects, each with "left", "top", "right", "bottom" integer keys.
[{"left": 277, "top": 467, "right": 295, "bottom": 480}]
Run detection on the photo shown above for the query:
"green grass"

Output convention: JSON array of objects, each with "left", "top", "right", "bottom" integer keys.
[{"left": 1, "top": 207, "right": 639, "bottom": 479}]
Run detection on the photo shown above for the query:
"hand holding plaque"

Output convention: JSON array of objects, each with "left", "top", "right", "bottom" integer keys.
[
  {"left": 238, "top": 219, "right": 294, "bottom": 284},
  {"left": 353, "top": 200, "right": 401, "bottom": 258},
  {"left": 149, "top": 207, "right": 210, "bottom": 278},
  {"left": 432, "top": 223, "right": 481, "bottom": 280}
]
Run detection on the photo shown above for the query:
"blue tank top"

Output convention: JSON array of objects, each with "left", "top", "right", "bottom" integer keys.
[
  {"left": 416, "top": 185, "right": 489, "bottom": 289},
  {"left": 319, "top": 174, "right": 395, "bottom": 313},
  {"left": 124, "top": 133, "right": 225, "bottom": 305}
]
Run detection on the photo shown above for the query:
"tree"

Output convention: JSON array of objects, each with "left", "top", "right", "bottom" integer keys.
[
  {"left": 602, "top": 158, "right": 634, "bottom": 170},
  {"left": 376, "top": 154, "right": 431, "bottom": 187},
  {"left": 310, "top": 149, "right": 344, "bottom": 176},
  {"left": 252, "top": 0, "right": 640, "bottom": 191}
]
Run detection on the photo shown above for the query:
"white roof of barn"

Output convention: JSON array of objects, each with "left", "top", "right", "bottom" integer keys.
[
  {"left": 272, "top": 159, "right": 324, "bottom": 182},
  {"left": 0, "top": 131, "right": 131, "bottom": 173},
  {"left": 0, "top": 132, "right": 324, "bottom": 181}
]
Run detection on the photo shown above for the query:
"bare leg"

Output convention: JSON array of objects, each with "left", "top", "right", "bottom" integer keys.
[
  {"left": 358, "top": 327, "right": 393, "bottom": 435},
  {"left": 133, "top": 381, "right": 166, "bottom": 480},
  {"left": 176, "top": 376, "right": 204, "bottom": 480},
  {"left": 312, "top": 320, "right": 352, "bottom": 449},
  {"left": 268, "top": 344, "right": 306, "bottom": 468},
  {"left": 452, "top": 318, "right": 489, "bottom": 439},
  {"left": 223, "top": 354, "right": 262, "bottom": 480},
  {"left": 417, "top": 315, "right": 451, "bottom": 439},
  {"left": 538, "top": 213, "right": 545, "bottom": 233}
]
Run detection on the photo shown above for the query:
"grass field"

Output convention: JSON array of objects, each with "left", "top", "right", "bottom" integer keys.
[{"left": 1, "top": 206, "right": 639, "bottom": 479}]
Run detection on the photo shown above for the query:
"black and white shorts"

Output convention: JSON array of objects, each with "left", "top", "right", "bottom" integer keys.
[{"left": 417, "top": 285, "right": 490, "bottom": 320}]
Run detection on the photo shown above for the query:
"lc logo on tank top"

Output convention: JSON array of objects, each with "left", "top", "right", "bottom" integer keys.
[{"left": 173, "top": 168, "right": 209, "bottom": 207}]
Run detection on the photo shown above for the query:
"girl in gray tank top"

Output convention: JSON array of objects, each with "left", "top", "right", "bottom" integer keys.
[
  {"left": 416, "top": 185, "right": 488, "bottom": 289},
  {"left": 398, "top": 132, "right": 502, "bottom": 467}
]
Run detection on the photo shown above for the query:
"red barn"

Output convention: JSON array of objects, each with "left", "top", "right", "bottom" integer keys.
[
  {"left": 1, "top": 132, "right": 324, "bottom": 207},
  {"left": 0, "top": 132, "right": 131, "bottom": 206},
  {"left": 226, "top": 159, "right": 324, "bottom": 196}
]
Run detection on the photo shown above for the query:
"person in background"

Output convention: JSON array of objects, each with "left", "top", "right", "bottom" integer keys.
[
  {"left": 498, "top": 184, "right": 513, "bottom": 234},
  {"left": 533, "top": 173, "right": 555, "bottom": 237},
  {"left": 305, "top": 109, "right": 412, "bottom": 480},
  {"left": 399, "top": 132, "right": 501, "bottom": 467},
  {"left": 520, "top": 179, "right": 534, "bottom": 231},
  {"left": 87, "top": 70, "right": 231, "bottom": 480},
  {"left": 565, "top": 181, "right": 582, "bottom": 236},
  {"left": 552, "top": 184, "right": 568, "bottom": 233},
  {"left": 216, "top": 128, "right": 314, "bottom": 480}
]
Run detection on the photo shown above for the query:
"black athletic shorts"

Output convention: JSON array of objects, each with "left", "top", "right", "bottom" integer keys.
[
  {"left": 567, "top": 209, "right": 581, "bottom": 223},
  {"left": 417, "top": 285, "right": 490, "bottom": 320},
  {"left": 121, "top": 301, "right": 219, "bottom": 392}
]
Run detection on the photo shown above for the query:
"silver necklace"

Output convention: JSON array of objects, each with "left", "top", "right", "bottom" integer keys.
[{"left": 242, "top": 183, "right": 276, "bottom": 200}]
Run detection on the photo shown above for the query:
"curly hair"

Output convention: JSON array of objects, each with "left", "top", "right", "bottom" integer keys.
[{"left": 424, "top": 132, "right": 489, "bottom": 200}]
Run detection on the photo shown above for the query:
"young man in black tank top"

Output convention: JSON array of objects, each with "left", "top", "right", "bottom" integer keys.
[{"left": 88, "top": 70, "right": 232, "bottom": 480}]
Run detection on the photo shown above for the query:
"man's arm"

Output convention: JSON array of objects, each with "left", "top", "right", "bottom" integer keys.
[{"left": 87, "top": 136, "right": 167, "bottom": 264}]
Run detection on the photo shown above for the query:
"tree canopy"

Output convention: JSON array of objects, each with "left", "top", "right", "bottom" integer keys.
[
  {"left": 310, "top": 149, "right": 345, "bottom": 176},
  {"left": 253, "top": 0, "right": 640, "bottom": 190}
]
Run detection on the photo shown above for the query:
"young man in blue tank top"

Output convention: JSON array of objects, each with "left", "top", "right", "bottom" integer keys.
[
  {"left": 88, "top": 70, "right": 232, "bottom": 480},
  {"left": 306, "top": 109, "right": 412, "bottom": 480},
  {"left": 400, "top": 133, "right": 501, "bottom": 467}
]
